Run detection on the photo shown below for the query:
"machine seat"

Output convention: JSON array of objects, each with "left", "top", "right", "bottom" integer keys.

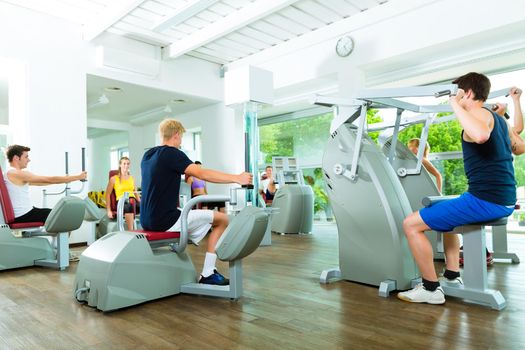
[
  {"left": 422, "top": 195, "right": 509, "bottom": 227},
  {"left": 132, "top": 230, "right": 180, "bottom": 241},
  {"left": 9, "top": 222, "right": 44, "bottom": 229}
]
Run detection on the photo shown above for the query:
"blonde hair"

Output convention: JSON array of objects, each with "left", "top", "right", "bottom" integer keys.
[
  {"left": 159, "top": 119, "right": 186, "bottom": 141},
  {"left": 118, "top": 156, "right": 130, "bottom": 178},
  {"left": 407, "top": 138, "right": 430, "bottom": 158}
]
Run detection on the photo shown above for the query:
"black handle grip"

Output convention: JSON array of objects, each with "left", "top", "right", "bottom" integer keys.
[
  {"left": 242, "top": 184, "right": 254, "bottom": 189},
  {"left": 65, "top": 152, "right": 69, "bottom": 175},
  {"left": 81, "top": 147, "right": 86, "bottom": 172}
]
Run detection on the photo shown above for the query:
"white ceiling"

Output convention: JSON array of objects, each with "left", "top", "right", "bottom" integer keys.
[
  {"left": 87, "top": 74, "right": 216, "bottom": 123},
  {"left": 1, "top": 0, "right": 387, "bottom": 64},
  {"left": 2, "top": 0, "right": 389, "bottom": 135},
  {"left": 86, "top": 74, "right": 217, "bottom": 137}
]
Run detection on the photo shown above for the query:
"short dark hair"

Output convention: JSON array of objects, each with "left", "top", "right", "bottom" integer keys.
[
  {"left": 265, "top": 165, "right": 272, "bottom": 170},
  {"left": 194, "top": 161, "right": 202, "bottom": 165},
  {"left": 6, "top": 145, "right": 30, "bottom": 162},
  {"left": 452, "top": 72, "right": 491, "bottom": 102}
]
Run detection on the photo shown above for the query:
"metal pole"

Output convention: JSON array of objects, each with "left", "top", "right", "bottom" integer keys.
[{"left": 243, "top": 101, "right": 259, "bottom": 206}]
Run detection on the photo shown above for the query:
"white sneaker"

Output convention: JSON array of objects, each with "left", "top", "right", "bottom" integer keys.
[
  {"left": 439, "top": 276, "right": 463, "bottom": 285},
  {"left": 397, "top": 284, "right": 445, "bottom": 304}
]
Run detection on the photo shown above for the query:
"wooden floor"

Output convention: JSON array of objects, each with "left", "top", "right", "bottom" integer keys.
[{"left": 2, "top": 224, "right": 525, "bottom": 349}]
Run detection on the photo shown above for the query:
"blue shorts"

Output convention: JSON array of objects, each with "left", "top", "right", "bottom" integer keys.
[{"left": 419, "top": 192, "right": 514, "bottom": 232}]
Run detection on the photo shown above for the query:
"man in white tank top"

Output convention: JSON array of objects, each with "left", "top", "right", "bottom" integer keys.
[{"left": 5, "top": 145, "right": 87, "bottom": 223}]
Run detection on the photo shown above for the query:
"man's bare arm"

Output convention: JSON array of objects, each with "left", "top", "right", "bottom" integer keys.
[
  {"left": 11, "top": 170, "right": 87, "bottom": 186},
  {"left": 510, "top": 87, "right": 523, "bottom": 134},
  {"left": 185, "top": 164, "right": 252, "bottom": 185},
  {"left": 450, "top": 89, "right": 492, "bottom": 144}
]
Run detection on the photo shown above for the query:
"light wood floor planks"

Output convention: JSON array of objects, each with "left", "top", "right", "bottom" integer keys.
[{"left": 1, "top": 224, "right": 525, "bottom": 349}]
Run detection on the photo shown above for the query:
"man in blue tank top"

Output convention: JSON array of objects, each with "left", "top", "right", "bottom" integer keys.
[
  {"left": 398, "top": 72, "right": 517, "bottom": 305},
  {"left": 141, "top": 119, "right": 252, "bottom": 285}
]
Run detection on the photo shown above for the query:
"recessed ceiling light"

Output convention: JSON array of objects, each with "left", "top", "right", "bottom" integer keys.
[
  {"left": 105, "top": 87, "right": 122, "bottom": 92},
  {"left": 171, "top": 99, "right": 186, "bottom": 103}
]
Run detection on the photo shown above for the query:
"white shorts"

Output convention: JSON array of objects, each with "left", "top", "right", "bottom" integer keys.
[{"left": 167, "top": 209, "right": 214, "bottom": 244}]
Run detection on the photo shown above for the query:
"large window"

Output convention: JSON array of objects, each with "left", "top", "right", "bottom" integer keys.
[
  {"left": 110, "top": 147, "right": 129, "bottom": 170},
  {"left": 259, "top": 112, "right": 332, "bottom": 167},
  {"left": 397, "top": 117, "right": 467, "bottom": 195},
  {"left": 181, "top": 129, "right": 202, "bottom": 162},
  {"left": 259, "top": 111, "right": 333, "bottom": 221}
]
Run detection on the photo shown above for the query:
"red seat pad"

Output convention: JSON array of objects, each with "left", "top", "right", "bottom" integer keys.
[
  {"left": 132, "top": 230, "right": 180, "bottom": 241},
  {"left": 9, "top": 222, "right": 45, "bottom": 229}
]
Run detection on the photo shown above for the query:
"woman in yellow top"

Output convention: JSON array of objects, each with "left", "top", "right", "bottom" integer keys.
[{"left": 105, "top": 156, "right": 140, "bottom": 230}]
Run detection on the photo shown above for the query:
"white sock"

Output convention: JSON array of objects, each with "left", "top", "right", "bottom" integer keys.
[{"left": 201, "top": 252, "right": 217, "bottom": 277}]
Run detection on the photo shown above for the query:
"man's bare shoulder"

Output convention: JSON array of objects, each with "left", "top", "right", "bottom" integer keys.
[
  {"left": 6, "top": 168, "right": 31, "bottom": 184},
  {"left": 470, "top": 106, "right": 492, "bottom": 119}
]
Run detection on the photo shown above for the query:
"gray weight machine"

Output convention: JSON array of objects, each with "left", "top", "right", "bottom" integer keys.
[
  {"left": 313, "top": 85, "right": 517, "bottom": 309},
  {"left": 74, "top": 190, "right": 269, "bottom": 312},
  {"left": 270, "top": 157, "right": 314, "bottom": 234},
  {"left": 0, "top": 149, "right": 92, "bottom": 271}
]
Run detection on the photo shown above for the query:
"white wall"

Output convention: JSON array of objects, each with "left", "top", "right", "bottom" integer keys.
[
  {"left": 88, "top": 131, "right": 129, "bottom": 191},
  {"left": 86, "top": 32, "right": 223, "bottom": 102},
  {"left": 0, "top": 4, "right": 88, "bottom": 204},
  {"left": 0, "top": 3, "right": 89, "bottom": 242}
]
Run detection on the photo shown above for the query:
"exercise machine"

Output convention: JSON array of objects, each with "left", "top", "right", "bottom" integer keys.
[
  {"left": 0, "top": 191, "right": 86, "bottom": 271},
  {"left": 0, "top": 150, "right": 89, "bottom": 270},
  {"left": 270, "top": 157, "right": 314, "bottom": 234},
  {"left": 73, "top": 191, "right": 269, "bottom": 312},
  {"left": 314, "top": 85, "right": 517, "bottom": 308}
]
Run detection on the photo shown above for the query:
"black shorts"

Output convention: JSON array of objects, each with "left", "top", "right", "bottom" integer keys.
[
  {"left": 205, "top": 201, "right": 226, "bottom": 209},
  {"left": 123, "top": 198, "right": 140, "bottom": 215},
  {"left": 14, "top": 207, "right": 52, "bottom": 224}
]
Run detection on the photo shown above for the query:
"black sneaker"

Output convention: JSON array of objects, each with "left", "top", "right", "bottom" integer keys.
[{"left": 199, "top": 269, "right": 229, "bottom": 285}]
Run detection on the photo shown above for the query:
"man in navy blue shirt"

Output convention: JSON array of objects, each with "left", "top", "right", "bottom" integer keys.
[
  {"left": 141, "top": 119, "right": 252, "bottom": 285},
  {"left": 398, "top": 72, "right": 516, "bottom": 305}
]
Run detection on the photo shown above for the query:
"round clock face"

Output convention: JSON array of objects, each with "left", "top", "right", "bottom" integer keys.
[{"left": 336, "top": 36, "right": 354, "bottom": 57}]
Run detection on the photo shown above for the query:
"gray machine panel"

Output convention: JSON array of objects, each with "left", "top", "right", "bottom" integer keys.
[
  {"left": 382, "top": 139, "right": 441, "bottom": 210},
  {"left": 323, "top": 125, "right": 418, "bottom": 289}
]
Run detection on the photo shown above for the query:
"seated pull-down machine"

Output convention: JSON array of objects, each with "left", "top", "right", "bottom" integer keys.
[{"left": 313, "top": 85, "right": 516, "bottom": 309}]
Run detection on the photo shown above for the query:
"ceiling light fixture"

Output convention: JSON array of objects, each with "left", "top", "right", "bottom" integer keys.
[
  {"left": 88, "top": 93, "right": 110, "bottom": 109},
  {"left": 98, "top": 94, "right": 109, "bottom": 104}
]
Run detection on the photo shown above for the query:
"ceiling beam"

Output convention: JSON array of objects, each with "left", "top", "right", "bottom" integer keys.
[
  {"left": 165, "top": 0, "right": 300, "bottom": 59},
  {"left": 152, "top": 0, "right": 220, "bottom": 32},
  {"left": 225, "top": 0, "right": 437, "bottom": 71},
  {"left": 83, "top": 0, "right": 146, "bottom": 41},
  {"left": 87, "top": 118, "right": 131, "bottom": 131}
]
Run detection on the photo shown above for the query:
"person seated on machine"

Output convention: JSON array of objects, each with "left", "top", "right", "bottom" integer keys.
[
  {"left": 457, "top": 87, "right": 524, "bottom": 266},
  {"left": 407, "top": 138, "right": 443, "bottom": 193},
  {"left": 259, "top": 165, "right": 277, "bottom": 205},
  {"left": 186, "top": 161, "right": 226, "bottom": 212},
  {"left": 105, "top": 156, "right": 140, "bottom": 230},
  {"left": 398, "top": 72, "right": 516, "bottom": 305},
  {"left": 5, "top": 144, "right": 87, "bottom": 224},
  {"left": 140, "top": 119, "right": 252, "bottom": 286}
]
